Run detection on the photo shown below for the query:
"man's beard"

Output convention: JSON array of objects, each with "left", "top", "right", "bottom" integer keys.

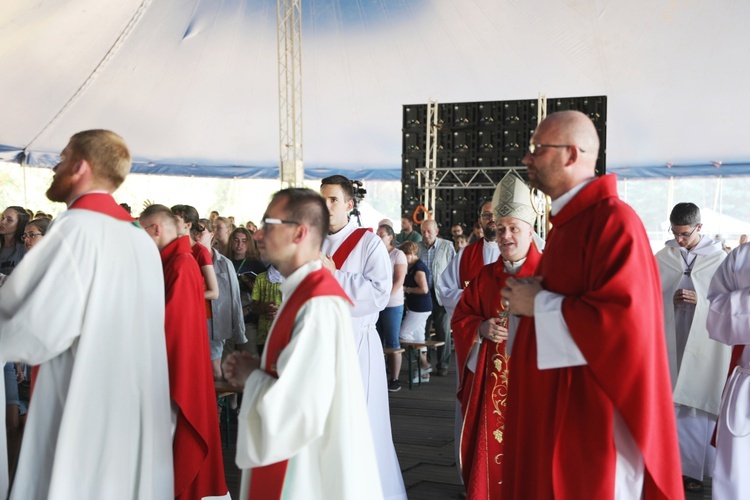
[
  {"left": 483, "top": 225, "right": 497, "bottom": 240},
  {"left": 46, "top": 171, "right": 75, "bottom": 203}
]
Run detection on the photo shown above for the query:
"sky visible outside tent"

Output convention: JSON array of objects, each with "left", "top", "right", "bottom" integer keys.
[{"left": 3, "top": 163, "right": 750, "bottom": 252}]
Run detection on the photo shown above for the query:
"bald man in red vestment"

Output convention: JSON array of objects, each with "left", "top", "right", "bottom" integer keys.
[
  {"left": 140, "top": 204, "right": 229, "bottom": 500},
  {"left": 501, "top": 111, "right": 683, "bottom": 498}
]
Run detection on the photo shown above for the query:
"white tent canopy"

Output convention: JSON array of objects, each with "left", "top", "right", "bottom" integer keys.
[{"left": 1, "top": 0, "right": 749, "bottom": 180}]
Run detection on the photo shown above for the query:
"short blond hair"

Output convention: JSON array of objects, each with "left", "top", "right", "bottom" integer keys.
[{"left": 69, "top": 130, "right": 131, "bottom": 189}]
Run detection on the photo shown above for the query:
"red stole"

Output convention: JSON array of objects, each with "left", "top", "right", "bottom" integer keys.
[
  {"left": 332, "top": 227, "right": 371, "bottom": 269},
  {"left": 249, "top": 267, "right": 351, "bottom": 500},
  {"left": 451, "top": 244, "right": 541, "bottom": 500},
  {"left": 458, "top": 239, "right": 486, "bottom": 289},
  {"left": 69, "top": 192, "right": 134, "bottom": 221},
  {"left": 162, "top": 236, "right": 228, "bottom": 499},
  {"left": 502, "top": 175, "right": 683, "bottom": 499}
]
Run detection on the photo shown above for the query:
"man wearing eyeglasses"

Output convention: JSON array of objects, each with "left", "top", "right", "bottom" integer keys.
[
  {"left": 500, "top": 111, "right": 682, "bottom": 498},
  {"left": 655, "top": 202, "right": 729, "bottom": 494},
  {"left": 318, "top": 175, "right": 406, "bottom": 500},
  {"left": 223, "top": 188, "right": 383, "bottom": 499}
]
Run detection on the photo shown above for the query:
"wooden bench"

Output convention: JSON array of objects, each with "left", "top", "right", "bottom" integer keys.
[
  {"left": 399, "top": 340, "right": 446, "bottom": 390},
  {"left": 215, "top": 380, "right": 243, "bottom": 448},
  {"left": 383, "top": 347, "right": 405, "bottom": 356}
]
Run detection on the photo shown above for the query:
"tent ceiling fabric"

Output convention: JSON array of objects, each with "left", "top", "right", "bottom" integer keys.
[{"left": 1, "top": 0, "right": 749, "bottom": 180}]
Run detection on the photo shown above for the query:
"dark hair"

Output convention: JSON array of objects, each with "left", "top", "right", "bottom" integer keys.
[
  {"left": 226, "top": 227, "right": 259, "bottom": 260},
  {"left": 273, "top": 188, "right": 329, "bottom": 249},
  {"left": 378, "top": 224, "right": 395, "bottom": 238},
  {"left": 170, "top": 204, "right": 201, "bottom": 239},
  {"left": 378, "top": 224, "right": 395, "bottom": 247},
  {"left": 26, "top": 217, "right": 51, "bottom": 236},
  {"left": 199, "top": 218, "right": 214, "bottom": 233},
  {"left": 400, "top": 241, "right": 418, "bottom": 256},
  {"left": 3, "top": 206, "right": 30, "bottom": 247},
  {"left": 670, "top": 203, "right": 701, "bottom": 226},
  {"left": 320, "top": 175, "right": 354, "bottom": 201}
]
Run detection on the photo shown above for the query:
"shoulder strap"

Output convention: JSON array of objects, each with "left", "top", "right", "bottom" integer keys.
[{"left": 331, "top": 227, "right": 372, "bottom": 269}]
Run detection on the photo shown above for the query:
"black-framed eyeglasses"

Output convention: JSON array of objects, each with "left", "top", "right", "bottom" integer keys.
[
  {"left": 261, "top": 218, "right": 300, "bottom": 230},
  {"left": 670, "top": 225, "right": 700, "bottom": 239},
  {"left": 21, "top": 232, "right": 42, "bottom": 240},
  {"left": 480, "top": 212, "right": 494, "bottom": 221},
  {"left": 527, "top": 143, "right": 586, "bottom": 156}
]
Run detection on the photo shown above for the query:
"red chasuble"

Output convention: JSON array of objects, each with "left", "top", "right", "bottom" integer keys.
[
  {"left": 248, "top": 267, "right": 351, "bottom": 500},
  {"left": 458, "top": 238, "right": 486, "bottom": 289},
  {"left": 502, "top": 175, "right": 683, "bottom": 499},
  {"left": 451, "top": 243, "right": 541, "bottom": 500},
  {"left": 161, "top": 236, "right": 228, "bottom": 499}
]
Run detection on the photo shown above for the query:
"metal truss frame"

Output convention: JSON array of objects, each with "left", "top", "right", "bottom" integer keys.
[{"left": 277, "top": 0, "right": 304, "bottom": 187}]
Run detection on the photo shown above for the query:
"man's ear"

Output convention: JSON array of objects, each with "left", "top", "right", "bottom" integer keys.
[
  {"left": 293, "top": 224, "right": 308, "bottom": 244},
  {"left": 346, "top": 198, "right": 355, "bottom": 213},
  {"left": 564, "top": 146, "right": 579, "bottom": 167},
  {"left": 73, "top": 158, "right": 91, "bottom": 177}
]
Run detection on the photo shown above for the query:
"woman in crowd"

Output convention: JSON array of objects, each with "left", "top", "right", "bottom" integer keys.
[
  {"left": 197, "top": 219, "right": 247, "bottom": 380},
  {"left": 212, "top": 216, "right": 232, "bottom": 256},
  {"left": 23, "top": 217, "right": 50, "bottom": 252},
  {"left": 0, "top": 205, "right": 30, "bottom": 484},
  {"left": 0, "top": 206, "right": 29, "bottom": 276},
  {"left": 225, "top": 227, "right": 266, "bottom": 355},
  {"left": 171, "top": 205, "right": 219, "bottom": 301},
  {"left": 399, "top": 241, "right": 433, "bottom": 384},
  {"left": 376, "top": 224, "right": 407, "bottom": 392}
]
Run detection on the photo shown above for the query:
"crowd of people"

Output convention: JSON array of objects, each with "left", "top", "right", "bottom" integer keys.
[{"left": 2, "top": 111, "right": 750, "bottom": 499}]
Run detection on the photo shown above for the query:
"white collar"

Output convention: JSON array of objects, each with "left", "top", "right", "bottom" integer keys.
[
  {"left": 279, "top": 260, "right": 322, "bottom": 300},
  {"left": 665, "top": 234, "right": 724, "bottom": 256},
  {"left": 326, "top": 218, "right": 358, "bottom": 243},
  {"left": 550, "top": 179, "right": 596, "bottom": 216}
]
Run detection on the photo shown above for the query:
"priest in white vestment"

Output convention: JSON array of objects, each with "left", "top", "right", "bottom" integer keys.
[
  {"left": 707, "top": 242, "right": 750, "bottom": 499},
  {"left": 656, "top": 203, "right": 730, "bottom": 492},
  {"left": 319, "top": 176, "right": 406, "bottom": 500},
  {"left": 225, "top": 188, "right": 383, "bottom": 499},
  {"left": 0, "top": 130, "right": 173, "bottom": 499}
]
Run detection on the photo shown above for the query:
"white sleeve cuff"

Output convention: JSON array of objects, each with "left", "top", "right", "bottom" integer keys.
[{"left": 534, "top": 290, "right": 587, "bottom": 369}]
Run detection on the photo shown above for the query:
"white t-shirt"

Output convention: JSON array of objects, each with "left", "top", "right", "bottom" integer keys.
[{"left": 387, "top": 247, "right": 407, "bottom": 308}]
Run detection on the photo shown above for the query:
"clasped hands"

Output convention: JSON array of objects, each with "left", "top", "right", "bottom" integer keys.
[
  {"left": 673, "top": 288, "right": 697, "bottom": 305},
  {"left": 223, "top": 351, "right": 261, "bottom": 388},
  {"left": 500, "top": 276, "right": 544, "bottom": 317}
]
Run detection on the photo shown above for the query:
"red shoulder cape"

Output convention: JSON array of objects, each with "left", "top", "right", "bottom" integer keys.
[
  {"left": 68, "top": 192, "right": 133, "bottom": 221},
  {"left": 458, "top": 239, "right": 486, "bottom": 289},
  {"left": 502, "top": 175, "right": 683, "bottom": 499},
  {"left": 162, "top": 236, "right": 228, "bottom": 499},
  {"left": 451, "top": 243, "right": 541, "bottom": 499}
]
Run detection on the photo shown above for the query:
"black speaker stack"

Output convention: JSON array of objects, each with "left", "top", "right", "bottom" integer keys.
[{"left": 401, "top": 96, "right": 607, "bottom": 233}]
